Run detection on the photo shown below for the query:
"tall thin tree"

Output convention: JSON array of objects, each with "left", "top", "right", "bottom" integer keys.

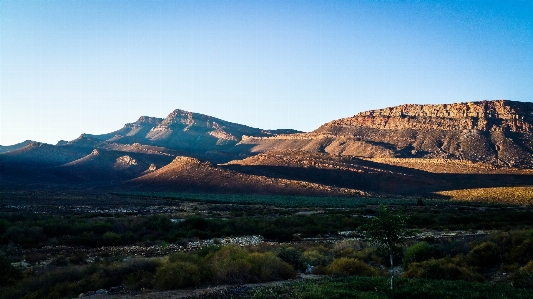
[{"left": 361, "top": 204, "right": 409, "bottom": 289}]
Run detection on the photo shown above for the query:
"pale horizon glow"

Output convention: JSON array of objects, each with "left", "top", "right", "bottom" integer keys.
[{"left": 1, "top": 1, "right": 532, "bottom": 145}]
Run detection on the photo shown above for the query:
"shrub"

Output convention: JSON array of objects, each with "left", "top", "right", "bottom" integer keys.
[
  {"left": 403, "top": 242, "right": 436, "bottom": 270},
  {"left": 247, "top": 252, "right": 296, "bottom": 282},
  {"left": 303, "top": 248, "right": 332, "bottom": 267},
  {"left": 509, "top": 239, "right": 533, "bottom": 265},
  {"left": 370, "top": 246, "right": 403, "bottom": 267},
  {"left": 207, "top": 245, "right": 253, "bottom": 284},
  {"left": 206, "top": 246, "right": 297, "bottom": 284},
  {"left": 276, "top": 247, "right": 306, "bottom": 272},
  {"left": 211, "top": 256, "right": 253, "bottom": 284},
  {"left": 68, "top": 250, "right": 88, "bottom": 265},
  {"left": 467, "top": 241, "right": 501, "bottom": 269},
  {"left": 350, "top": 248, "right": 376, "bottom": 263},
  {"left": 124, "top": 270, "right": 155, "bottom": 291},
  {"left": 332, "top": 240, "right": 363, "bottom": 258},
  {"left": 404, "top": 257, "right": 484, "bottom": 282},
  {"left": 326, "top": 258, "right": 377, "bottom": 277},
  {"left": 508, "top": 260, "right": 533, "bottom": 289},
  {"left": 102, "top": 232, "right": 122, "bottom": 246},
  {"left": 51, "top": 255, "right": 69, "bottom": 266},
  {"left": 155, "top": 261, "right": 202, "bottom": 289},
  {"left": 3, "top": 226, "right": 47, "bottom": 248}
]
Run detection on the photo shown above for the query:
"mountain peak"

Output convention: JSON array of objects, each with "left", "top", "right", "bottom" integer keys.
[{"left": 134, "top": 116, "right": 163, "bottom": 125}]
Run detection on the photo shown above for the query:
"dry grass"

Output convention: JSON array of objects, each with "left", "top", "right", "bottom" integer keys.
[{"left": 436, "top": 187, "right": 533, "bottom": 205}]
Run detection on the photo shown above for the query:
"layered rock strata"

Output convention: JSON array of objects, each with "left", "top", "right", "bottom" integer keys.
[{"left": 238, "top": 100, "right": 533, "bottom": 167}]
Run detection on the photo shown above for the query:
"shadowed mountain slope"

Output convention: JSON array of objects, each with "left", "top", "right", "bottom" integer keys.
[
  {"left": 223, "top": 150, "right": 443, "bottom": 194},
  {"left": 223, "top": 150, "right": 533, "bottom": 196},
  {"left": 126, "top": 156, "right": 368, "bottom": 196},
  {"left": 0, "top": 142, "right": 93, "bottom": 167},
  {"left": 53, "top": 149, "right": 174, "bottom": 183}
]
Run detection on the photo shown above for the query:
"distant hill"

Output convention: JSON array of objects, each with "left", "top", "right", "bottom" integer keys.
[
  {"left": 82, "top": 110, "right": 301, "bottom": 153},
  {"left": 54, "top": 149, "right": 174, "bottom": 183},
  {"left": 0, "top": 140, "right": 35, "bottom": 154},
  {"left": 0, "top": 142, "right": 92, "bottom": 166}
]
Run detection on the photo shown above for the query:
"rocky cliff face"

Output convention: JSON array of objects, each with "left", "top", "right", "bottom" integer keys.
[
  {"left": 317, "top": 100, "right": 533, "bottom": 133},
  {"left": 238, "top": 100, "right": 533, "bottom": 167}
]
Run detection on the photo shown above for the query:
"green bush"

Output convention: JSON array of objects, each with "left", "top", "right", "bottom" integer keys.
[
  {"left": 303, "top": 248, "right": 332, "bottom": 267},
  {"left": 467, "top": 241, "right": 501, "bottom": 269},
  {"left": 403, "top": 242, "right": 436, "bottom": 270},
  {"left": 247, "top": 252, "right": 296, "bottom": 282},
  {"left": 155, "top": 261, "right": 202, "bottom": 289},
  {"left": 211, "top": 257, "right": 253, "bottom": 284},
  {"left": 508, "top": 260, "right": 533, "bottom": 289},
  {"left": 332, "top": 240, "right": 363, "bottom": 258},
  {"left": 276, "top": 247, "right": 306, "bottom": 272},
  {"left": 124, "top": 270, "right": 155, "bottom": 291},
  {"left": 207, "top": 246, "right": 252, "bottom": 284},
  {"left": 206, "top": 245, "right": 296, "bottom": 284},
  {"left": 404, "top": 257, "right": 484, "bottom": 282},
  {"left": 326, "top": 258, "right": 377, "bottom": 277},
  {"left": 509, "top": 239, "right": 533, "bottom": 265}
]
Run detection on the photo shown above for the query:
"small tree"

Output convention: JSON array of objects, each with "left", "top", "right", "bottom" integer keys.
[{"left": 361, "top": 204, "right": 409, "bottom": 289}]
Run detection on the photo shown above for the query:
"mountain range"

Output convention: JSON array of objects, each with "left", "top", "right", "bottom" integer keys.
[{"left": 2, "top": 100, "right": 533, "bottom": 201}]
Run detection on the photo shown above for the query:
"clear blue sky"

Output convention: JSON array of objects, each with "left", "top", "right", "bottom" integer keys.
[{"left": 1, "top": 0, "right": 532, "bottom": 145}]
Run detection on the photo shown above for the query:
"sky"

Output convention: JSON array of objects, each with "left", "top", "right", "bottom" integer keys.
[{"left": 1, "top": 0, "right": 532, "bottom": 145}]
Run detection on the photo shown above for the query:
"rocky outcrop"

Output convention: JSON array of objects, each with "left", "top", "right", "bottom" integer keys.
[
  {"left": 317, "top": 100, "right": 533, "bottom": 133},
  {"left": 237, "top": 100, "right": 533, "bottom": 167}
]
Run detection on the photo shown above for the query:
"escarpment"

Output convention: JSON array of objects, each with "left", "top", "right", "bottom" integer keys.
[
  {"left": 238, "top": 100, "right": 533, "bottom": 167},
  {"left": 318, "top": 100, "right": 533, "bottom": 133}
]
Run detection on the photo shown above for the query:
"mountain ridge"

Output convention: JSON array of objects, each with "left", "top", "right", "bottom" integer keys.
[
  {"left": 238, "top": 100, "right": 533, "bottom": 167},
  {"left": 2, "top": 100, "right": 533, "bottom": 200}
]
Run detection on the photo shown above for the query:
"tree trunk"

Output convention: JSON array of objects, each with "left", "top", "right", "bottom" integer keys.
[{"left": 390, "top": 250, "right": 394, "bottom": 290}]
